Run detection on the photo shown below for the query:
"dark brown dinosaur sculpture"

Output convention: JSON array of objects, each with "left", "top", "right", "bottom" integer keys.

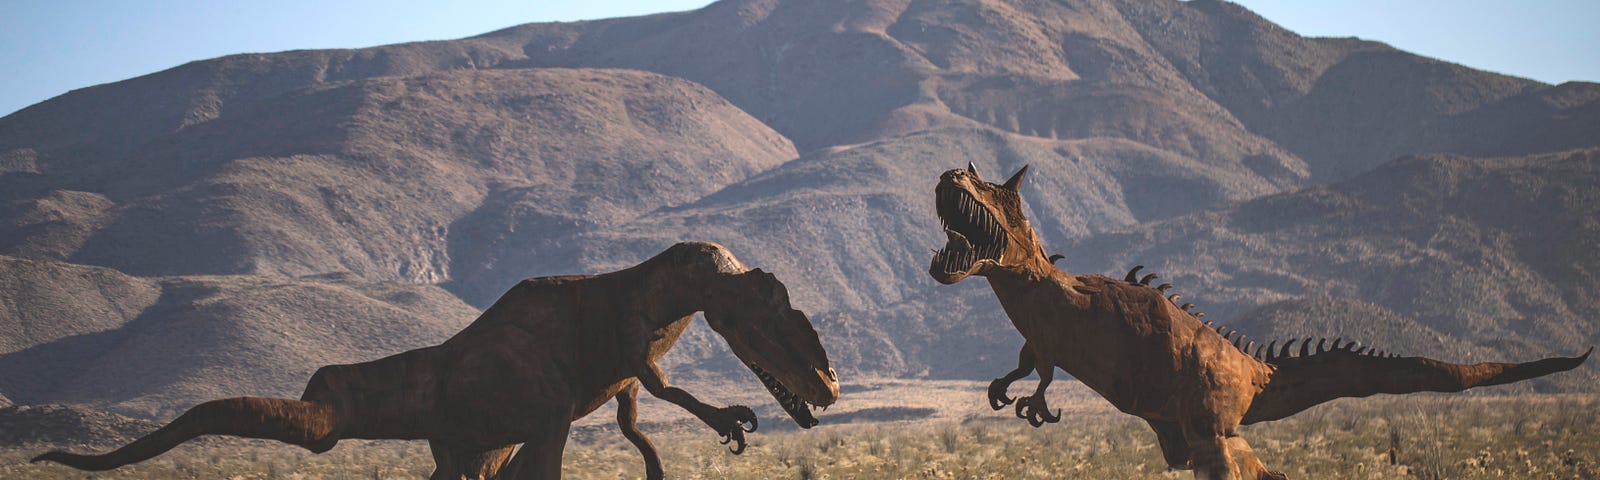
[
  {"left": 928, "top": 164, "right": 1591, "bottom": 480},
  {"left": 34, "top": 241, "right": 840, "bottom": 479}
]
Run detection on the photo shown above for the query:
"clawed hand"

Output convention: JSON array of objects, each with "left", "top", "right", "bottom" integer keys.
[
  {"left": 988, "top": 377, "right": 1017, "bottom": 410},
  {"left": 703, "top": 405, "right": 758, "bottom": 454},
  {"left": 1013, "top": 393, "right": 1060, "bottom": 427}
]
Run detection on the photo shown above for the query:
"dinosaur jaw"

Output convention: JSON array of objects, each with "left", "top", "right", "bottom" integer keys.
[
  {"left": 747, "top": 362, "right": 836, "bottom": 429},
  {"left": 930, "top": 186, "right": 1008, "bottom": 284}
]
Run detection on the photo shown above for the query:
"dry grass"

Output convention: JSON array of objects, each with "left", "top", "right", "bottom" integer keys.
[{"left": 4, "top": 381, "right": 1596, "bottom": 479}]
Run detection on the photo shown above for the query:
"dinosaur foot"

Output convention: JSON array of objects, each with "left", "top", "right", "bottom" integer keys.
[
  {"left": 987, "top": 378, "right": 1017, "bottom": 410},
  {"left": 704, "top": 405, "right": 757, "bottom": 454},
  {"left": 1013, "top": 394, "right": 1061, "bottom": 427}
]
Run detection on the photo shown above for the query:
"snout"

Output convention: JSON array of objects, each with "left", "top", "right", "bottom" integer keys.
[{"left": 810, "top": 367, "right": 841, "bottom": 406}]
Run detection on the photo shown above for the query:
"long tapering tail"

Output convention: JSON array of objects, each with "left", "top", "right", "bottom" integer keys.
[
  {"left": 31, "top": 397, "right": 338, "bottom": 471},
  {"left": 1242, "top": 341, "right": 1591, "bottom": 424}
]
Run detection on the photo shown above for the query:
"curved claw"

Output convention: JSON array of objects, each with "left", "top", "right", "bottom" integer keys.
[
  {"left": 1013, "top": 395, "right": 1061, "bottom": 428},
  {"left": 709, "top": 405, "right": 756, "bottom": 454},
  {"left": 730, "top": 405, "right": 757, "bottom": 432},
  {"left": 1027, "top": 407, "right": 1062, "bottom": 427},
  {"left": 987, "top": 378, "right": 1017, "bottom": 410},
  {"left": 719, "top": 428, "right": 748, "bottom": 454}
]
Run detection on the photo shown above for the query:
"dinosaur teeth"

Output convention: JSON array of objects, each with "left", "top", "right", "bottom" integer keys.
[{"left": 945, "top": 229, "right": 972, "bottom": 250}]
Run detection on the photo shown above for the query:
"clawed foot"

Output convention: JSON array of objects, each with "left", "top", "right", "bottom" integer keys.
[
  {"left": 987, "top": 377, "right": 1016, "bottom": 410},
  {"left": 1013, "top": 394, "right": 1060, "bottom": 427},
  {"left": 702, "top": 405, "right": 758, "bottom": 454}
]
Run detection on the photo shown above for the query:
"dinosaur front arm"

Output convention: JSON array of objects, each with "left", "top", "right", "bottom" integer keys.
[
  {"left": 634, "top": 360, "right": 758, "bottom": 453},
  {"left": 988, "top": 342, "right": 1037, "bottom": 410}
]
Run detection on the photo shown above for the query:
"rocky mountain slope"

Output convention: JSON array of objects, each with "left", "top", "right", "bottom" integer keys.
[
  {"left": 1, "top": 0, "right": 1596, "bottom": 416},
  {"left": 0, "top": 256, "right": 481, "bottom": 418}
]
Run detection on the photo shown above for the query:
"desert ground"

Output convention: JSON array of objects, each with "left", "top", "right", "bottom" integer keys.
[{"left": 5, "top": 378, "right": 1595, "bottom": 479}]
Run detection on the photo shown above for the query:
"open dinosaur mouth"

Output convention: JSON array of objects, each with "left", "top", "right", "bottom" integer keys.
[
  {"left": 932, "top": 186, "right": 1008, "bottom": 274},
  {"left": 749, "top": 362, "right": 821, "bottom": 428}
]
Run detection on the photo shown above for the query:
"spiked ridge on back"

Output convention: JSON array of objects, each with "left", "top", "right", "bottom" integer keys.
[{"left": 1120, "top": 264, "right": 1409, "bottom": 365}]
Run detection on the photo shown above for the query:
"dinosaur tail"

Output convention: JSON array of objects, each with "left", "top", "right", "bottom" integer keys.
[
  {"left": 31, "top": 397, "right": 337, "bottom": 471},
  {"left": 1242, "top": 339, "right": 1591, "bottom": 424}
]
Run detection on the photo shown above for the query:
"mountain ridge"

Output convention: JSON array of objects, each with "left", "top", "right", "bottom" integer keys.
[{"left": 2, "top": 0, "right": 1596, "bottom": 416}]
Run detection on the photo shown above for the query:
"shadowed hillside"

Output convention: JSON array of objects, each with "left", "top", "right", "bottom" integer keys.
[
  {"left": 1, "top": 0, "right": 1597, "bottom": 416},
  {"left": 0, "top": 256, "right": 480, "bottom": 418}
]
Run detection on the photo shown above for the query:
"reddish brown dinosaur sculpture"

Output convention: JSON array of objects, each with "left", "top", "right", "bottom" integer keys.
[
  {"left": 928, "top": 164, "right": 1591, "bottom": 480},
  {"left": 34, "top": 241, "right": 840, "bottom": 479}
]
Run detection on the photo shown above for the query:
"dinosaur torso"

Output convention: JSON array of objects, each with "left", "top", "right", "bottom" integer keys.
[{"left": 989, "top": 269, "right": 1272, "bottom": 420}]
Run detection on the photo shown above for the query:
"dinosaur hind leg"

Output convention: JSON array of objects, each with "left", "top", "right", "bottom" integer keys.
[
  {"left": 32, "top": 397, "right": 338, "bottom": 471},
  {"left": 1146, "top": 420, "right": 1192, "bottom": 470},
  {"left": 616, "top": 381, "right": 664, "bottom": 480},
  {"left": 427, "top": 441, "right": 517, "bottom": 480},
  {"left": 1183, "top": 430, "right": 1284, "bottom": 480}
]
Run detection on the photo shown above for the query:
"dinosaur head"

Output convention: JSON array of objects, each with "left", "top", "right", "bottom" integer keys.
[
  {"left": 929, "top": 163, "right": 1045, "bottom": 284},
  {"left": 703, "top": 269, "right": 839, "bottom": 428}
]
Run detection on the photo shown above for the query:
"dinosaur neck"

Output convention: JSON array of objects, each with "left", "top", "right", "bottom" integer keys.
[
  {"left": 631, "top": 242, "right": 749, "bottom": 330},
  {"left": 982, "top": 232, "right": 1058, "bottom": 283}
]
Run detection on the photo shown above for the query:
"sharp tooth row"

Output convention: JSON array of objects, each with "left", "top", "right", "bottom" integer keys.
[
  {"left": 939, "top": 189, "right": 1004, "bottom": 245},
  {"left": 932, "top": 245, "right": 1004, "bottom": 273},
  {"left": 752, "top": 363, "right": 806, "bottom": 413}
]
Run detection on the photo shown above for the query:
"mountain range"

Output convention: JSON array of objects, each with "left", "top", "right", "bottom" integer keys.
[{"left": 2, "top": 0, "right": 1596, "bottom": 418}]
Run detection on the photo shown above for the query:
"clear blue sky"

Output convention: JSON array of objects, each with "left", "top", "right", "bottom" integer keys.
[{"left": 2, "top": 0, "right": 1597, "bottom": 117}]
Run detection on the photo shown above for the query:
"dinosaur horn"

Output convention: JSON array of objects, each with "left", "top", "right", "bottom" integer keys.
[
  {"left": 1181, "top": 303, "right": 1196, "bottom": 311},
  {"left": 1263, "top": 341, "right": 1278, "bottom": 360},
  {"left": 1244, "top": 340, "right": 1255, "bottom": 356},
  {"left": 1279, "top": 339, "right": 1297, "bottom": 358},
  {"left": 967, "top": 162, "right": 979, "bottom": 175},
  {"left": 1125, "top": 265, "right": 1144, "bottom": 283},
  {"left": 32, "top": 397, "right": 336, "bottom": 471},
  {"left": 1141, "top": 274, "right": 1159, "bottom": 285},
  {"left": 1168, "top": 294, "right": 1182, "bottom": 303},
  {"left": 1002, "top": 165, "right": 1029, "bottom": 191},
  {"left": 1156, "top": 283, "right": 1172, "bottom": 292},
  {"left": 1234, "top": 335, "right": 1248, "bottom": 349},
  {"left": 1195, "top": 312, "right": 1205, "bottom": 319},
  {"left": 1300, "top": 337, "right": 1313, "bottom": 357},
  {"left": 1048, "top": 254, "right": 1065, "bottom": 265}
]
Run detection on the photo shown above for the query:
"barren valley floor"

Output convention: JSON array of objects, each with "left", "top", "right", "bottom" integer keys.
[{"left": 5, "top": 380, "right": 1596, "bottom": 479}]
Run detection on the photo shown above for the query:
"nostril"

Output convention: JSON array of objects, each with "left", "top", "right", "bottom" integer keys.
[{"left": 827, "top": 367, "right": 838, "bottom": 382}]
